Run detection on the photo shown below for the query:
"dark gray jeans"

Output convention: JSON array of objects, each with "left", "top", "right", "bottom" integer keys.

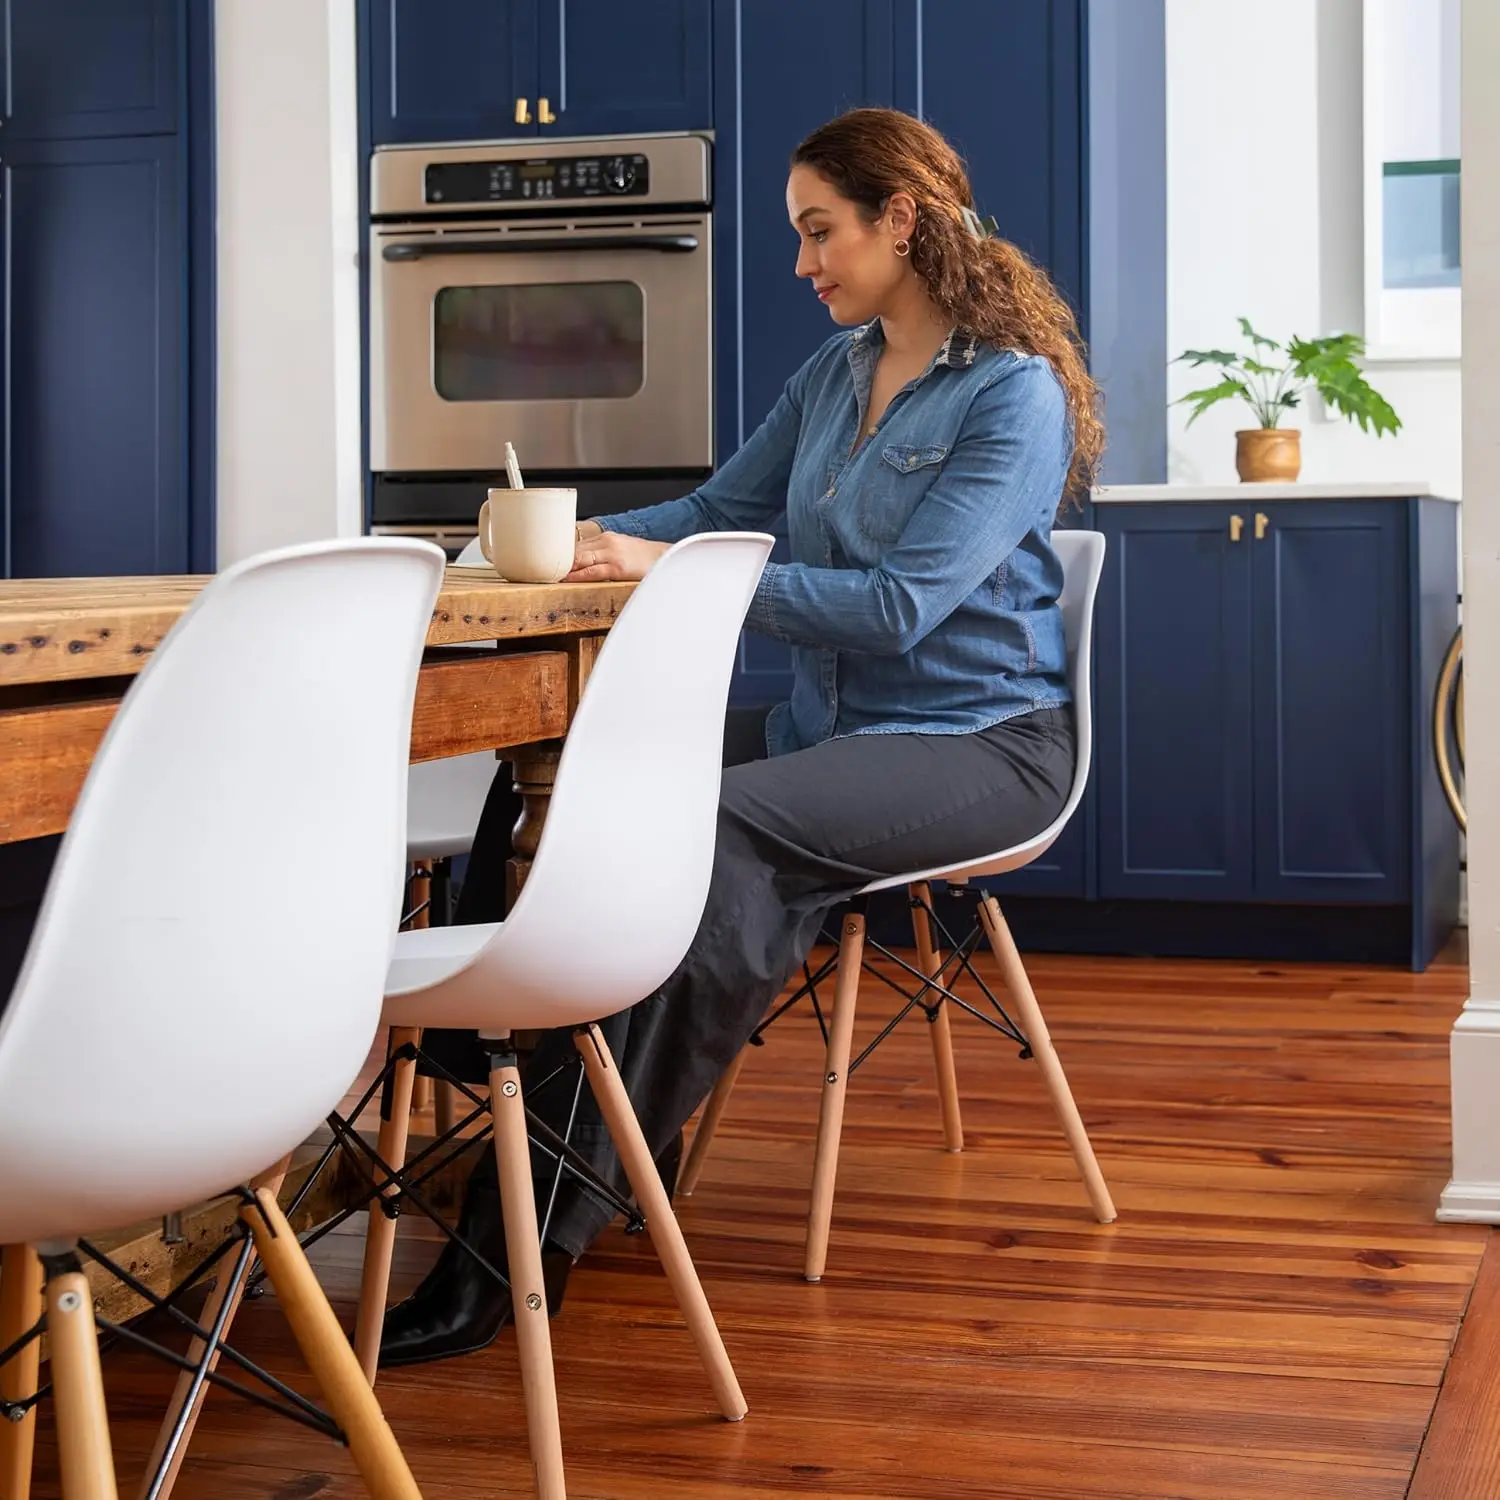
[{"left": 427, "top": 704, "right": 1075, "bottom": 1258}]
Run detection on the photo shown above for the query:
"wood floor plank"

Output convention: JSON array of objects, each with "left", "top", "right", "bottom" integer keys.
[
  {"left": 1407, "top": 1226, "right": 1500, "bottom": 1497},
  {"left": 20, "top": 947, "right": 1484, "bottom": 1497}
]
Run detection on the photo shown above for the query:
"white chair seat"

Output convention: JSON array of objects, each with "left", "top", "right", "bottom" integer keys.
[
  {"left": 383, "top": 920, "right": 498, "bottom": 1005},
  {"left": 406, "top": 751, "right": 498, "bottom": 863}
]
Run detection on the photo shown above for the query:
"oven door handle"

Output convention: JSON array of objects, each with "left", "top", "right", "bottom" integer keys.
[{"left": 381, "top": 234, "right": 700, "bottom": 261}]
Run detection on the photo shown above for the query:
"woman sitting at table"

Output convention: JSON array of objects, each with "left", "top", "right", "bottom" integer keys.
[{"left": 379, "top": 104, "right": 1106, "bottom": 1366}]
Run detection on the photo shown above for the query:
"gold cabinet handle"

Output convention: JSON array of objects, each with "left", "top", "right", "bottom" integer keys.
[
  {"left": 1229, "top": 514, "right": 1244, "bottom": 542},
  {"left": 1255, "top": 512, "right": 1269, "bottom": 540},
  {"left": 514, "top": 97, "right": 532, "bottom": 125},
  {"left": 538, "top": 97, "right": 557, "bottom": 125}
]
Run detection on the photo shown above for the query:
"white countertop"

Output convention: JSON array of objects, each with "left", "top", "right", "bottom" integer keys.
[{"left": 1092, "top": 481, "right": 1451, "bottom": 502}]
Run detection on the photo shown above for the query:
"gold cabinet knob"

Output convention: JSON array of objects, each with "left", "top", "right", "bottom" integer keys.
[
  {"left": 1255, "top": 512, "right": 1270, "bottom": 540},
  {"left": 514, "top": 97, "right": 532, "bottom": 125},
  {"left": 538, "top": 97, "right": 557, "bottom": 125},
  {"left": 1229, "top": 514, "right": 1244, "bottom": 542}
]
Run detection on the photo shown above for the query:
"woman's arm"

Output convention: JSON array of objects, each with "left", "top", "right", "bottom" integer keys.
[
  {"left": 745, "top": 358, "right": 1069, "bottom": 656},
  {"left": 591, "top": 376, "right": 805, "bottom": 544}
]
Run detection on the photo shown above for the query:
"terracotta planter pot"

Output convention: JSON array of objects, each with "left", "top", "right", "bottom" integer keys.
[{"left": 1235, "top": 428, "right": 1302, "bottom": 482}]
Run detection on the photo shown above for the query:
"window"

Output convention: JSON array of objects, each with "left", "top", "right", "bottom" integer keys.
[
  {"left": 433, "top": 282, "right": 645, "bottom": 402},
  {"left": 1363, "top": 0, "right": 1461, "bottom": 358}
]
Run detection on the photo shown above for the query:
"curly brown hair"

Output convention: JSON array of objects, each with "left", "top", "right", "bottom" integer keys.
[{"left": 792, "top": 108, "right": 1104, "bottom": 503}]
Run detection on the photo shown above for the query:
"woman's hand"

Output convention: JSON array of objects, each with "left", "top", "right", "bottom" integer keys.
[{"left": 566, "top": 528, "right": 671, "bottom": 582}]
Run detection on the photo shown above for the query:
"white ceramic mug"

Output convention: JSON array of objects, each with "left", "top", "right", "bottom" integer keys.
[{"left": 478, "top": 487, "right": 578, "bottom": 583}]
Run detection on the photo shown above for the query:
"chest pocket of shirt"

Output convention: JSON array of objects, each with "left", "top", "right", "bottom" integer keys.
[{"left": 861, "top": 444, "right": 949, "bottom": 544}]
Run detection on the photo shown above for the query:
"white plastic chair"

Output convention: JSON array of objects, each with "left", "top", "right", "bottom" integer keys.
[
  {"left": 677, "top": 530, "right": 1116, "bottom": 1282},
  {"left": 351, "top": 532, "right": 773, "bottom": 1500},
  {"left": 0, "top": 538, "right": 445, "bottom": 1500}
]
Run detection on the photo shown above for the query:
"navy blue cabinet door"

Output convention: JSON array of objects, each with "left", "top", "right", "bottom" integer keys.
[
  {"left": 4, "top": 138, "right": 186, "bottom": 576},
  {"left": 538, "top": 0, "right": 711, "bottom": 137},
  {"left": 1095, "top": 505, "right": 1254, "bottom": 901},
  {"left": 3, "top": 0, "right": 178, "bottom": 140},
  {"left": 368, "top": 0, "right": 538, "bottom": 146},
  {"left": 1250, "top": 502, "right": 1409, "bottom": 903},
  {"left": 904, "top": 0, "right": 1085, "bottom": 313}
]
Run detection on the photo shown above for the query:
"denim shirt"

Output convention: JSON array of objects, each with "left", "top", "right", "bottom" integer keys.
[{"left": 597, "top": 321, "right": 1073, "bottom": 756}]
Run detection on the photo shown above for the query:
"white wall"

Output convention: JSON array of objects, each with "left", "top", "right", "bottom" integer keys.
[
  {"left": 1441, "top": 0, "right": 1500, "bottom": 1222},
  {"left": 214, "top": 0, "right": 363, "bottom": 566},
  {"left": 1165, "top": 0, "right": 1461, "bottom": 496}
]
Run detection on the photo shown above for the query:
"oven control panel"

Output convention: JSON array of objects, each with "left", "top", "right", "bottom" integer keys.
[{"left": 425, "top": 153, "right": 651, "bottom": 206}]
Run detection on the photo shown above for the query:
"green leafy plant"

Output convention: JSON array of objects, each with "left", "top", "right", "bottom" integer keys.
[{"left": 1174, "top": 318, "right": 1402, "bottom": 436}]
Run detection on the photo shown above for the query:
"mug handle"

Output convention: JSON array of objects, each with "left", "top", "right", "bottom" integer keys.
[{"left": 477, "top": 500, "right": 492, "bottom": 564}]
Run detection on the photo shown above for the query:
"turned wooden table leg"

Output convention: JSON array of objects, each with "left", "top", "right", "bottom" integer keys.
[{"left": 506, "top": 744, "right": 563, "bottom": 906}]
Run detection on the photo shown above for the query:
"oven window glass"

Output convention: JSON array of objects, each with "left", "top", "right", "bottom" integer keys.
[{"left": 433, "top": 282, "right": 645, "bottom": 401}]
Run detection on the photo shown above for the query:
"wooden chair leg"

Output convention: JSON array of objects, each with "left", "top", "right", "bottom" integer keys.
[
  {"left": 241, "top": 1191, "right": 421, "bottom": 1500},
  {"left": 406, "top": 870, "right": 435, "bottom": 1124},
  {"left": 804, "top": 909, "right": 867, "bottom": 1283},
  {"left": 48, "top": 1268, "right": 119, "bottom": 1500},
  {"left": 1, "top": 1244, "right": 44, "bottom": 1500},
  {"left": 489, "top": 1049, "right": 567, "bottom": 1500},
  {"left": 977, "top": 895, "right": 1116, "bottom": 1224},
  {"left": 910, "top": 882, "right": 963, "bottom": 1152},
  {"left": 574, "top": 1026, "right": 747, "bottom": 1422},
  {"left": 354, "top": 1026, "right": 421, "bottom": 1384},
  {"left": 137, "top": 1157, "right": 292, "bottom": 1500},
  {"left": 677, "top": 1047, "right": 749, "bottom": 1199},
  {"left": 434, "top": 1081, "right": 460, "bottom": 1138}
]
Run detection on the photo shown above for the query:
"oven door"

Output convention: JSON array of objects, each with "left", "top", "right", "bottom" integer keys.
[{"left": 371, "top": 214, "right": 712, "bottom": 474}]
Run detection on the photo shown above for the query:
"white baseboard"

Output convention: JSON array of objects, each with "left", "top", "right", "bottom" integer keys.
[{"left": 1438, "top": 1179, "right": 1500, "bottom": 1222}]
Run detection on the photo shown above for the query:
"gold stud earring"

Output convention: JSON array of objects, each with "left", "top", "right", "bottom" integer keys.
[{"left": 894, "top": 237, "right": 911, "bottom": 258}]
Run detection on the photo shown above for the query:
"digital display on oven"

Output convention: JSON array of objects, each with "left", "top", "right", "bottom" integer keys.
[{"left": 425, "top": 154, "right": 650, "bottom": 205}]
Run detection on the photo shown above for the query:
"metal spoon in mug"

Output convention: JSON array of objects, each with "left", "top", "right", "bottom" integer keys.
[{"left": 504, "top": 441, "right": 525, "bottom": 491}]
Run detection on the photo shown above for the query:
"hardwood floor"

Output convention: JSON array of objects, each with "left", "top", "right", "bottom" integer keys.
[{"left": 23, "top": 943, "right": 1487, "bottom": 1498}]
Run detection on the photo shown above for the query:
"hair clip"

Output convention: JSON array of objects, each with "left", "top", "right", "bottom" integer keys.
[{"left": 960, "top": 206, "right": 1000, "bottom": 241}]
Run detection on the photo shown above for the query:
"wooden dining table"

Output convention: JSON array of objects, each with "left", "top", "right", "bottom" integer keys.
[
  {"left": 0, "top": 565, "right": 636, "bottom": 851},
  {"left": 0, "top": 564, "right": 637, "bottom": 1384}
]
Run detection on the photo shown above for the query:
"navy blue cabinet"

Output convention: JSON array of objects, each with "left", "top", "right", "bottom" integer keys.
[
  {"left": 1251, "top": 502, "right": 1408, "bottom": 903},
  {"left": 904, "top": 0, "right": 1085, "bottom": 314},
  {"left": 1095, "top": 503, "right": 1254, "bottom": 900},
  {"left": 1, "top": 0, "right": 201, "bottom": 580},
  {"left": 366, "top": 0, "right": 711, "bottom": 146},
  {"left": 368, "top": 0, "right": 537, "bottom": 146},
  {"left": 1090, "top": 496, "right": 1459, "bottom": 969},
  {"left": 539, "top": 0, "right": 712, "bottom": 138},
  {"left": 3, "top": 0, "right": 178, "bottom": 140},
  {"left": 4, "top": 138, "right": 186, "bottom": 576}
]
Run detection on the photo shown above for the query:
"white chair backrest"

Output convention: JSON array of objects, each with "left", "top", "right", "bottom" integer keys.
[
  {"left": 0, "top": 539, "right": 445, "bottom": 1245},
  {"left": 863, "top": 527, "right": 1105, "bottom": 892},
  {"left": 406, "top": 752, "right": 499, "bottom": 863},
  {"left": 409, "top": 532, "right": 773, "bottom": 1032}
]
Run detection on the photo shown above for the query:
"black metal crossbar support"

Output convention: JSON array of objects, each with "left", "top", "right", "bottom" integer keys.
[{"left": 751, "top": 887, "right": 1035, "bottom": 1079}]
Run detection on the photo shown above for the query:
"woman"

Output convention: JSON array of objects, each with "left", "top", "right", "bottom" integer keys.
[{"left": 380, "top": 106, "right": 1104, "bottom": 1366}]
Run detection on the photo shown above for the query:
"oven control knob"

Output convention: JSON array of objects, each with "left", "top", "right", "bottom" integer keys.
[{"left": 604, "top": 156, "right": 636, "bottom": 193}]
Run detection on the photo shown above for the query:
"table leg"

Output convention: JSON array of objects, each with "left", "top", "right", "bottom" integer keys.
[{"left": 505, "top": 744, "right": 562, "bottom": 906}]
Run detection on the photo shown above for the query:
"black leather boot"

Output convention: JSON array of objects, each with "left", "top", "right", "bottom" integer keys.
[
  {"left": 378, "top": 1152, "right": 571, "bottom": 1369},
  {"left": 377, "top": 1127, "right": 685, "bottom": 1369}
]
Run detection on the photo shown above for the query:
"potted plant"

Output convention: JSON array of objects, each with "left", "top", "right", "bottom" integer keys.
[{"left": 1173, "top": 319, "right": 1402, "bottom": 482}]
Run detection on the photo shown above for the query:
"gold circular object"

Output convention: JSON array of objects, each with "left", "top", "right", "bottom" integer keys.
[{"left": 1434, "top": 626, "right": 1465, "bottom": 833}]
